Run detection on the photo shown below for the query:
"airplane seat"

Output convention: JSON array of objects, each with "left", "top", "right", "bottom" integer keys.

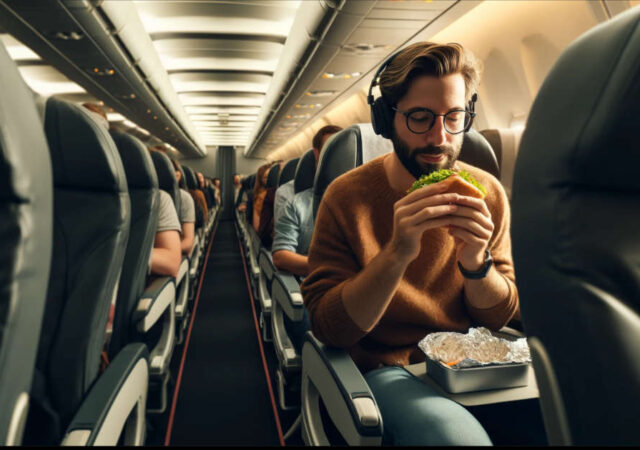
[
  {"left": 459, "top": 129, "right": 500, "bottom": 179},
  {"left": 0, "top": 42, "right": 53, "bottom": 446},
  {"left": 270, "top": 148, "right": 317, "bottom": 411},
  {"left": 479, "top": 127, "right": 523, "bottom": 199},
  {"left": 278, "top": 157, "right": 300, "bottom": 186},
  {"left": 24, "top": 97, "right": 149, "bottom": 445},
  {"left": 180, "top": 165, "right": 204, "bottom": 282},
  {"left": 511, "top": 6, "right": 640, "bottom": 445}
]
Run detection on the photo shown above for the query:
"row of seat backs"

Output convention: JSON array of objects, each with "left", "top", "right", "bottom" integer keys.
[{"left": 0, "top": 41, "right": 53, "bottom": 446}]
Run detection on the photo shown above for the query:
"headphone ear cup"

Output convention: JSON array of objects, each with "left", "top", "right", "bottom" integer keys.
[{"left": 372, "top": 97, "right": 394, "bottom": 139}]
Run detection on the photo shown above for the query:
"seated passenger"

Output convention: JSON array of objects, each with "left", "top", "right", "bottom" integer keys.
[
  {"left": 252, "top": 162, "right": 274, "bottom": 231},
  {"left": 170, "top": 159, "right": 196, "bottom": 255},
  {"left": 257, "top": 161, "right": 286, "bottom": 248},
  {"left": 190, "top": 171, "right": 209, "bottom": 224},
  {"left": 272, "top": 125, "right": 342, "bottom": 276},
  {"left": 150, "top": 188, "right": 182, "bottom": 278},
  {"left": 301, "top": 42, "right": 519, "bottom": 446},
  {"left": 212, "top": 177, "right": 222, "bottom": 206},
  {"left": 233, "top": 174, "right": 247, "bottom": 212}
]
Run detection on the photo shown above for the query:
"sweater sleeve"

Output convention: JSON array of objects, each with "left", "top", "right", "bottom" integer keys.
[
  {"left": 464, "top": 180, "right": 519, "bottom": 329},
  {"left": 300, "top": 195, "right": 367, "bottom": 348}
]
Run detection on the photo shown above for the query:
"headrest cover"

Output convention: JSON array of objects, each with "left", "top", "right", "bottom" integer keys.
[
  {"left": 294, "top": 150, "right": 316, "bottom": 194},
  {"left": 44, "top": 98, "right": 127, "bottom": 193},
  {"left": 279, "top": 158, "right": 299, "bottom": 186},
  {"left": 109, "top": 131, "right": 158, "bottom": 190},
  {"left": 267, "top": 164, "right": 280, "bottom": 188},
  {"left": 183, "top": 165, "right": 198, "bottom": 190},
  {"left": 358, "top": 123, "right": 394, "bottom": 164},
  {"left": 242, "top": 174, "right": 254, "bottom": 191},
  {"left": 459, "top": 129, "right": 500, "bottom": 179},
  {"left": 516, "top": 7, "right": 640, "bottom": 192},
  {"left": 150, "top": 151, "right": 178, "bottom": 195}
]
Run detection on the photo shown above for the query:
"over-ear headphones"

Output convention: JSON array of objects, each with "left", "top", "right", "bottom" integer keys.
[{"left": 367, "top": 50, "right": 478, "bottom": 139}]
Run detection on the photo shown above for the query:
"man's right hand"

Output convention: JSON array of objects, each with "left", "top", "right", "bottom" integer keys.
[{"left": 388, "top": 182, "right": 460, "bottom": 263}]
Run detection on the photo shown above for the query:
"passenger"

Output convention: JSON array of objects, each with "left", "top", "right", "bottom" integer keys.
[
  {"left": 272, "top": 125, "right": 342, "bottom": 276},
  {"left": 301, "top": 42, "right": 519, "bottom": 445},
  {"left": 211, "top": 177, "right": 222, "bottom": 207},
  {"left": 256, "top": 161, "right": 286, "bottom": 248},
  {"left": 233, "top": 174, "right": 247, "bottom": 212},
  {"left": 183, "top": 171, "right": 207, "bottom": 227},
  {"left": 170, "top": 160, "right": 196, "bottom": 255},
  {"left": 82, "top": 102, "right": 111, "bottom": 130},
  {"left": 252, "top": 162, "right": 274, "bottom": 231},
  {"left": 193, "top": 171, "right": 210, "bottom": 222}
]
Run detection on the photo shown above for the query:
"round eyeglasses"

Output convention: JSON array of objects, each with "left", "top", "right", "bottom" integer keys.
[{"left": 392, "top": 106, "right": 474, "bottom": 135}]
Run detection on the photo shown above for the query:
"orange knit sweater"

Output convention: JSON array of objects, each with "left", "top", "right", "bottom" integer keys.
[{"left": 301, "top": 155, "right": 519, "bottom": 372}]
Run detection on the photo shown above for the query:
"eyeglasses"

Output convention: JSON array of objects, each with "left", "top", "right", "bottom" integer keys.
[{"left": 392, "top": 106, "right": 474, "bottom": 135}]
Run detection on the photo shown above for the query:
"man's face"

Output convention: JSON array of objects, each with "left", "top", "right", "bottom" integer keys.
[
  {"left": 214, "top": 179, "right": 221, "bottom": 188},
  {"left": 197, "top": 173, "right": 204, "bottom": 188},
  {"left": 391, "top": 73, "right": 466, "bottom": 179},
  {"left": 175, "top": 170, "right": 182, "bottom": 183},
  {"left": 233, "top": 175, "right": 241, "bottom": 186}
]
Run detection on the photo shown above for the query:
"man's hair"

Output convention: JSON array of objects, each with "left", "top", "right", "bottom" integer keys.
[
  {"left": 82, "top": 103, "right": 107, "bottom": 121},
  {"left": 312, "top": 125, "right": 343, "bottom": 152},
  {"left": 379, "top": 42, "right": 481, "bottom": 106}
]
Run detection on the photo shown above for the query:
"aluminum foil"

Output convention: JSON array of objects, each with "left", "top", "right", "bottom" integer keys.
[{"left": 418, "top": 327, "right": 531, "bottom": 369}]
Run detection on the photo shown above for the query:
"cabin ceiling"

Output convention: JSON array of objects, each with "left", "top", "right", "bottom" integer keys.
[{"left": 0, "top": 0, "right": 469, "bottom": 159}]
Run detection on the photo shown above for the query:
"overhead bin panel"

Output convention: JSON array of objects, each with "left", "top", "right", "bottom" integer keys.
[{"left": 170, "top": 72, "right": 273, "bottom": 95}]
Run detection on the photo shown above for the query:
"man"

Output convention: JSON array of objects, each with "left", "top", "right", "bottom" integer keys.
[
  {"left": 233, "top": 174, "right": 247, "bottom": 212},
  {"left": 271, "top": 125, "right": 342, "bottom": 276},
  {"left": 300, "top": 42, "right": 518, "bottom": 445},
  {"left": 170, "top": 160, "right": 196, "bottom": 255}
]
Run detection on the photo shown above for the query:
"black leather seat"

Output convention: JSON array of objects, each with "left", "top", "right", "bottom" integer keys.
[
  {"left": 511, "top": 6, "right": 640, "bottom": 445},
  {"left": 294, "top": 150, "right": 316, "bottom": 195},
  {"left": 267, "top": 163, "right": 281, "bottom": 189},
  {"left": 460, "top": 130, "right": 500, "bottom": 179},
  {"left": 279, "top": 158, "right": 300, "bottom": 186},
  {"left": 25, "top": 98, "right": 148, "bottom": 445},
  {"left": 0, "top": 42, "right": 53, "bottom": 446},
  {"left": 151, "top": 151, "right": 181, "bottom": 215}
]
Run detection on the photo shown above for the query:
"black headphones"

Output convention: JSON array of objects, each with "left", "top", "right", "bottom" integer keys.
[{"left": 367, "top": 50, "right": 478, "bottom": 139}]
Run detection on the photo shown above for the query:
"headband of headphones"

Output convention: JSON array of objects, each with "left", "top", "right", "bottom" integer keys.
[{"left": 367, "top": 49, "right": 478, "bottom": 121}]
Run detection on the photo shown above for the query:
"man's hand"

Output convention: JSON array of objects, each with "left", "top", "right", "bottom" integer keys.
[
  {"left": 237, "top": 203, "right": 247, "bottom": 212},
  {"left": 446, "top": 195, "right": 494, "bottom": 271},
  {"left": 388, "top": 182, "right": 460, "bottom": 263}
]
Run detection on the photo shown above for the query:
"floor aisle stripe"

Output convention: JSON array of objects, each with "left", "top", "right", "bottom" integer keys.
[
  {"left": 236, "top": 224, "right": 286, "bottom": 447},
  {"left": 164, "top": 220, "right": 219, "bottom": 446}
]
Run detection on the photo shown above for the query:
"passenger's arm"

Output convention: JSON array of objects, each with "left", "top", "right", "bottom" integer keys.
[
  {"left": 272, "top": 250, "right": 309, "bottom": 277},
  {"left": 150, "top": 230, "right": 181, "bottom": 278},
  {"left": 180, "top": 222, "right": 195, "bottom": 255}
]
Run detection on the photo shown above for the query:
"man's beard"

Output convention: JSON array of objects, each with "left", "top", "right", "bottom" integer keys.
[{"left": 391, "top": 130, "right": 462, "bottom": 179}]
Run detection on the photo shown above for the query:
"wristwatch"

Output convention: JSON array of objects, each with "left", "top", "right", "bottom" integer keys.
[{"left": 458, "top": 250, "right": 492, "bottom": 279}]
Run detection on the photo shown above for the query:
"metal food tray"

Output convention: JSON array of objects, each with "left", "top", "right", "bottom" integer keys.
[{"left": 425, "top": 356, "right": 530, "bottom": 394}]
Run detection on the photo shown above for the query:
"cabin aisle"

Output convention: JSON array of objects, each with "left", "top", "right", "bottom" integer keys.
[{"left": 166, "top": 219, "right": 281, "bottom": 446}]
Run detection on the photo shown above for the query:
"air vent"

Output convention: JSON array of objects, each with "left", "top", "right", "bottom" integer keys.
[
  {"left": 49, "top": 31, "right": 84, "bottom": 41},
  {"left": 342, "top": 43, "right": 391, "bottom": 54}
]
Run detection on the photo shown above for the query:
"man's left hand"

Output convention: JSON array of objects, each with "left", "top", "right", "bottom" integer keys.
[{"left": 445, "top": 195, "right": 494, "bottom": 271}]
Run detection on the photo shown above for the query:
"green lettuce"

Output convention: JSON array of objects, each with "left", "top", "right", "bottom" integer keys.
[{"left": 407, "top": 169, "right": 486, "bottom": 195}]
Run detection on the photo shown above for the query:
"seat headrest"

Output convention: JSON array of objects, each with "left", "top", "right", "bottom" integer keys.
[
  {"left": 294, "top": 149, "right": 316, "bottom": 194},
  {"left": 515, "top": 7, "right": 640, "bottom": 193},
  {"left": 44, "top": 98, "right": 127, "bottom": 193},
  {"left": 183, "top": 165, "right": 198, "bottom": 190},
  {"left": 109, "top": 131, "right": 158, "bottom": 190},
  {"left": 279, "top": 158, "right": 299, "bottom": 186},
  {"left": 313, "top": 123, "right": 393, "bottom": 214},
  {"left": 266, "top": 164, "right": 280, "bottom": 188},
  {"left": 150, "top": 151, "right": 180, "bottom": 210},
  {"left": 242, "top": 174, "right": 254, "bottom": 191},
  {"left": 459, "top": 129, "right": 501, "bottom": 179}
]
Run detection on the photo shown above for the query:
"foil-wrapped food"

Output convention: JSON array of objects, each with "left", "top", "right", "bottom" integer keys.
[{"left": 418, "top": 327, "right": 531, "bottom": 369}]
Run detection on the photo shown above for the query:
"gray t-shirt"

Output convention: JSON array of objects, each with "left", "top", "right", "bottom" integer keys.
[
  {"left": 179, "top": 189, "right": 196, "bottom": 223},
  {"left": 157, "top": 190, "right": 181, "bottom": 233}
]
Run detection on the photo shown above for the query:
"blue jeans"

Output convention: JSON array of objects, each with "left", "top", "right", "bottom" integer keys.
[{"left": 364, "top": 366, "right": 492, "bottom": 446}]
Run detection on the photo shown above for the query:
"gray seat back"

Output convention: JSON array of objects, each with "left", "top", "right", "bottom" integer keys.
[
  {"left": 511, "top": 6, "right": 640, "bottom": 445},
  {"left": 266, "top": 163, "right": 281, "bottom": 188},
  {"left": 182, "top": 165, "right": 198, "bottom": 190},
  {"left": 151, "top": 151, "right": 181, "bottom": 214},
  {"left": 459, "top": 129, "right": 500, "bottom": 179},
  {"left": 279, "top": 158, "right": 299, "bottom": 186},
  {"left": 27, "top": 98, "right": 130, "bottom": 444},
  {"left": 109, "top": 131, "right": 159, "bottom": 359},
  {"left": 0, "top": 42, "right": 53, "bottom": 446},
  {"left": 294, "top": 150, "right": 316, "bottom": 194}
]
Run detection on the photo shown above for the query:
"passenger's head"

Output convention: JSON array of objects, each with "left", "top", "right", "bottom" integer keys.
[
  {"left": 213, "top": 177, "right": 221, "bottom": 188},
  {"left": 254, "top": 163, "right": 273, "bottom": 195},
  {"left": 170, "top": 159, "right": 186, "bottom": 189},
  {"left": 312, "top": 125, "right": 343, "bottom": 163},
  {"left": 196, "top": 172, "right": 205, "bottom": 189},
  {"left": 379, "top": 42, "right": 480, "bottom": 178},
  {"left": 233, "top": 174, "right": 242, "bottom": 186}
]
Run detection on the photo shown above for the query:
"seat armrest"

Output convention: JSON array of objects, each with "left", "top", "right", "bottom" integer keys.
[
  {"left": 301, "top": 332, "right": 382, "bottom": 446},
  {"left": 177, "top": 256, "right": 189, "bottom": 285},
  {"left": 271, "top": 272, "right": 304, "bottom": 321},
  {"left": 133, "top": 277, "right": 176, "bottom": 333},
  {"left": 259, "top": 248, "right": 275, "bottom": 281},
  {"left": 497, "top": 326, "right": 526, "bottom": 339},
  {"left": 62, "top": 344, "right": 149, "bottom": 446}
]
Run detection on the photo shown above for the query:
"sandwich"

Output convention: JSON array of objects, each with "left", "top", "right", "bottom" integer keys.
[{"left": 407, "top": 169, "right": 486, "bottom": 198}]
